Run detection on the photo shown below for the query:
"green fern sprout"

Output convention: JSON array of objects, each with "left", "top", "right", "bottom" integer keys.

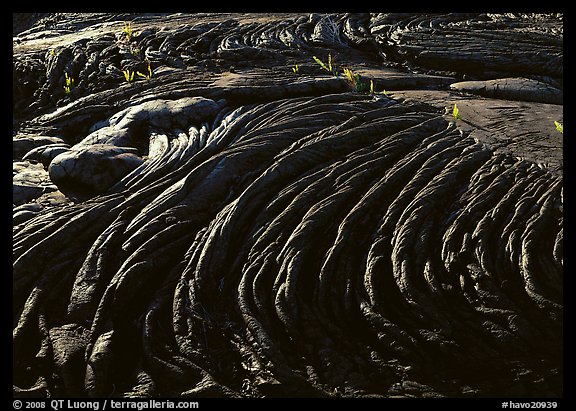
[
  {"left": 63, "top": 72, "right": 75, "bottom": 94},
  {"left": 313, "top": 55, "right": 329, "bottom": 72},
  {"left": 292, "top": 64, "right": 299, "bottom": 74},
  {"left": 356, "top": 79, "right": 369, "bottom": 93},
  {"left": 370, "top": 79, "right": 375, "bottom": 94},
  {"left": 452, "top": 103, "right": 461, "bottom": 120},
  {"left": 122, "top": 21, "right": 134, "bottom": 42},
  {"left": 554, "top": 121, "right": 563, "bottom": 133},
  {"left": 130, "top": 45, "right": 141, "bottom": 57},
  {"left": 343, "top": 67, "right": 356, "bottom": 84},
  {"left": 123, "top": 69, "right": 135, "bottom": 83},
  {"left": 343, "top": 67, "right": 370, "bottom": 93},
  {"left": 136, "top": 62, "right": 153, "bottom": 81},
  {"left": 313, "top": 53, "right": 337, "bottom": 76}
]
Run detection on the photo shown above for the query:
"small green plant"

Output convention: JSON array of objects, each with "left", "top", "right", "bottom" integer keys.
[
  {"left": 369, "top": 79, "right": 375, "bottom": 95},
  {"left": 50, "top": 49, "right": 56, "bottom": 57},
  {"left": 357, "top": 81, "right": 369, "bottom": 93},
  {"left": 343, "top": 67, "right": 369, "bottom": 93},
  {"left": 122, "top": 21, "right": 134, "bottom": 42},
  {"left": 136, "top": 61, "right": 153, "bottom": 81},
  {"left": 123, "top": 69, "right": 135, "bottom": 83},
  {"left": 554, "top": 120, "right": 563, "bottom": 133},
  {"left": 343, "top": 67, "right": 357, "bottom": 85},
  {"left": 129, "top": 45, "right": 141, "bottom": 57},
  {"left": 313, "top": 53, "right": 337, "bottom": 76},
  {"left": 292, "top": 64, "right": 299, "bottom": 74},
  {"left": 63, "top": 72, "right": 75, "bottom": 94},
  {"left": 452, "top": 103, "right": 461, "bottom": 120}
]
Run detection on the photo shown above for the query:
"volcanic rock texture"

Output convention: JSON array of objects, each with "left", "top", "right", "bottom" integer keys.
[{"left": 13, "top": 13, "right": 563, "bottom": 398}]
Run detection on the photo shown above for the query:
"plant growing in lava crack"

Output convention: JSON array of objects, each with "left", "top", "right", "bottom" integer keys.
[
  {"left": 123, "top": 69, "right": 135, "bottom": 83},
  {"left": 63, "top": 72, "right": 75, "bottom": 94},
  {"left": 452, "top": 103, "right": 461, "bottom": 120},
  {"left": 313, "top": 53, "right": 337, "bottom": 76},
  {"left": 342, "top": 67, "right": 381, "bottom": 95},
  {"left": 122, "top": 21, "right": 134, "bottom": 42},
  {"left": 129, "top": 44, "right": 141, "bottom": 57},
  {"left": 137, "top": 61, "right": 153, "bottom": 81},
  {"left": 343, "top": 67, "right": 358, "bottom": 86},
  {"left": 554, "top": 121, "right": 563, "bottom": 133},
  {"left": 343, "top": 67, "right": 371, "bottom": 93}
]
